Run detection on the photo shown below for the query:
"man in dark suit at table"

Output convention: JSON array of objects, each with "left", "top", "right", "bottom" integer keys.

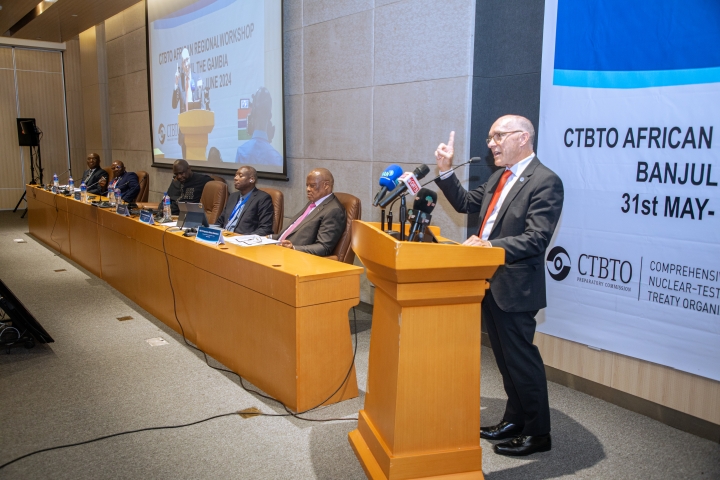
[
  {"left": 273, "top": 168, "right": 345, "bottom": 257},
  {"left": 108, "top": 160, "right": 140, "bottom": 203},
  {"left": 214, "top": 166, "right": 274, "bottom": 236},
  {"left": 80, "top": 153, "right": 109, "bottom": 195},
  {"left": 434, "top": 115, "right": 564, "bottom": 457}
]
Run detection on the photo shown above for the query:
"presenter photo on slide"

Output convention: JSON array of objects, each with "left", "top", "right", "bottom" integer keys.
[
  {"left": 171, "top": 48, "right": 201, "bottom": 159},
  {"left": 235, "top": 87, "right": 282, "bottom": 167}
]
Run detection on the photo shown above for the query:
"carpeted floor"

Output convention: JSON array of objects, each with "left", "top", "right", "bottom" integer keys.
[{"left": 0, "top": 211, "right": 718, "bottom": 479}]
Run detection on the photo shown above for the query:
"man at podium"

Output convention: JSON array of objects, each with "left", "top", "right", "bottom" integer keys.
[{"left": 434, "top": 115, "right": 564, "bottom": 457}]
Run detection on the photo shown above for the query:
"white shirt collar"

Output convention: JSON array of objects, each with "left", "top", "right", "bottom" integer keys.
[
  {"left": 507, "top": 153, "right": 535, "bottom": 177},
  {"left": 313, "top": 192, "right": 332, "bottom": 207}
]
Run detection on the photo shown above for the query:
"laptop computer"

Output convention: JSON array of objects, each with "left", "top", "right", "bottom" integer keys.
[{"left": 177, "top": 202, "right": 209, "bottom": 229}]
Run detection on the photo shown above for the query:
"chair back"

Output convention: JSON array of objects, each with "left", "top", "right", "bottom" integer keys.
[
  {"left": 135, "top": 171, "right": 149, "bottom": 202},
  {"left": 103, "top": 166, "right": 113, "bottom": 184},
  {"left": 257, "top": 187, "right": 284, "bottom": 235},
  {"left": 200, "top": 181, "right": 228, "bottom": 225},
  {"left": 330, "top": 192, "right": 361, "bottom": 264},
  {"left": 209, "top": 174, "right": 226, "bottom": 185}
]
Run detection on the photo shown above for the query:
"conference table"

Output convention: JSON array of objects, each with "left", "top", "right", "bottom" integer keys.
[{"left": 26, "top": 185, "right": 362, "bottom": 412}]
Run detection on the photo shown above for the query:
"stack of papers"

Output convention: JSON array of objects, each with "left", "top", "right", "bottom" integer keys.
[{"left": 226, "top": 235, "right": 279, "bottom": 247}]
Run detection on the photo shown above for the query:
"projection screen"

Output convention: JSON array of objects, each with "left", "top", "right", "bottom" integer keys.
[{"left": 146, "top": 0, "right": 286, "bottom": 179}]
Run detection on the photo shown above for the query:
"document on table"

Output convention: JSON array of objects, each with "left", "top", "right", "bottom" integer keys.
[{"left": 226, "top": 235, "right": 279, "bottom": 247}]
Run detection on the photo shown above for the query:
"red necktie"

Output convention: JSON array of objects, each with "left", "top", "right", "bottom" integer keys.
[{"left": 478, "top": 169, "right": 513, "bottom": 237}]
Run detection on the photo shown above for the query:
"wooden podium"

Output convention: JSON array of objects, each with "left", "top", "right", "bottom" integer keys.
[
  {"left": 178, "top": 109, "right": 215, "bottom": 160},
  {"left": 348, "top": 221, "right": 504, "bottom": 480}
]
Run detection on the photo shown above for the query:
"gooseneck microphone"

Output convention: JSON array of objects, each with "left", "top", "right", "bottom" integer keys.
[
  {"left": 378, "top": 164, "right": 431, "bottom": 208},
  {"left": 422, "top": 157, "right": 481, "bottom": 187},
  {"left": 373, "top": 164, "right": 402, "bottom": 207},
  {"left": 407, "top": 188, "right": 438, "bottom": 242}
]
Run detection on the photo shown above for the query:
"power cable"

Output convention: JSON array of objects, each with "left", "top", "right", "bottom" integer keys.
[
  {"left": 0, "top": 412, "right": 238, "bottom": 471},
  {"left": 0, "top": 225, "right": 362, "bottom": 471}
]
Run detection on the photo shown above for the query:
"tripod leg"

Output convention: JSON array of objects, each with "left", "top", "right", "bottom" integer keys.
[{"left": 13, "top": 191, "right": 27, "bottom": 213}]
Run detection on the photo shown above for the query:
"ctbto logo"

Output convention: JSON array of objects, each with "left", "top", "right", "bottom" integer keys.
[
  {"left": 578, "top": 254, "right": 633, "bottom": 284},
  {"left": 158, "top": 124, "right": 166, "bottom": 144},
  {"left": 546, "top": 246, "right": 571, "bottom": 281}
]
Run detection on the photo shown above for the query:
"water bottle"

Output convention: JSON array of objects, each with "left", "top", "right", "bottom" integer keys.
[
  {"left": 115, "top": 188, "right": 122, "bottom": 205},
  {"left": 52, "top": 173, "right": 59, "bottom": 193},
  {"left": 107, "top": 185, "right": 116, "bottom": 206},
  {"left": 68, "top": 176, "right": 74, "bottom": 192},
  {"left": 80, "top": 181, "right": 87, "bottom": 203},
  {"left": 163, "top": 192, "right": 172, "bottom": 220}
]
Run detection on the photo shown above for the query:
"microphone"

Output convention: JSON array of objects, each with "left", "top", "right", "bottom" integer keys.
[
  {"left": 85, "top": 175, "right": 108, "bottom": 192},
  {"left": 422, "top": 157, "right": 482, "bottom": 187},
  {"left": 378, "top": 164, "right": 430, "bottom": 208},
  {"left": 372, "top": 164, "right": 402, "bottom": 207},
  {"left": 407, "top": 188, "right": 437, "bottom": 242}
]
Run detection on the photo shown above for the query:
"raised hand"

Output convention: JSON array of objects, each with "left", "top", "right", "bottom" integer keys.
[{"left": 435, "top": 131, "right": 455, "bottom": 172}]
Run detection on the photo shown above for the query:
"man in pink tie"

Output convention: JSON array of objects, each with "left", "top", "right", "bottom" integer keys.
[
  {"left": 273, "top": 168, "right": 346, "bottom": 256},
  {"left": 434, "top": 115, "right": 564, "bottom": 457}
]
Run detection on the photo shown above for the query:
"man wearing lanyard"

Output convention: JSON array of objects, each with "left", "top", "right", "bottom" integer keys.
[
  {"left": 434, "top": 115, "right": 564, "bottom": 456},
  {"left": 214, "top": 166, "right": 274, "bottom": 236},
  {"left": 272, "top": 168, "right": 346, "bottom": 257}
]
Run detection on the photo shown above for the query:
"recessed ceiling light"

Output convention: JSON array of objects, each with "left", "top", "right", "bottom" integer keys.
[{"left": 71, "top": 14, "right": 77, "bottom": 17}]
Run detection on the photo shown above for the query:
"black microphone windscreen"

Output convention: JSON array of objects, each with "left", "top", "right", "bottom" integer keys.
[
  {"left": 413, "top": 164, "right": 430, "bottom": 180},
  {"left": 412, "top": 188, "right": 438, "bottom": 214}
]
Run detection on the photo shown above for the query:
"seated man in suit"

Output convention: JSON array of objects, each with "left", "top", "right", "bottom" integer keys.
[
  {"left": 108, "top": 160, "right": 140, "bottom": 203},
  {"left": 161, "top": 159, "right": 213, "bottom": 215},
  {"left": 272, "top": 168, "right": 345, "bottom": 256},
  {"left": 80, "top": 153, "right": 109, "bottom": 195},
  {"left": 214, "top": 166, "right": 274, "bottom": 236}
]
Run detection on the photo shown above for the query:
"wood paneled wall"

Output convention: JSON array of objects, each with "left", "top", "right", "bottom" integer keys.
[
  {"left": 0, "top": 47, "right": 69, "bottom": 209},
  {"left": 535, "top": 332, "right": 720, "bottom": 425}
]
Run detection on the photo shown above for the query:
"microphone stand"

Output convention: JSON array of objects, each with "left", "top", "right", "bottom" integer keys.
[
  {"left": 421, "top": 157, "right": 481, "bottom": 187},
  {"left": 399, "top": 195, "right": 407, "bottom": 241},
  {"left": 380, "top": 207, "right": 386, "bottom": 231}
]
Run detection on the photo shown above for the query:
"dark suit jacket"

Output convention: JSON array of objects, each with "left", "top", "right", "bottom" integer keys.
[
  {"left": 272, "top": 194, "right": 346, "bottom": 257},
  {"left": 111, "top": 172, "right": 140, "bottom": 203},
  {"left": 437, "top": 157, "right": 564, "bottom": 312},
  {"left": 80, "top": 168, "right": 109, "bottom": 195},
  {"left": 215, "top": 188, "right": 274, "bottom": 236}
]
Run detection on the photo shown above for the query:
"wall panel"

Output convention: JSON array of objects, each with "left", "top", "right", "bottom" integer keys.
[
  {"left": 16, "top": 67, "right": 69, "bottom": 183},
  {"left": 15, "top": 48, "right": 63, "bottom": 73},
  {"left": 0, "top": 47, "right": 14, "bottom": 69}
]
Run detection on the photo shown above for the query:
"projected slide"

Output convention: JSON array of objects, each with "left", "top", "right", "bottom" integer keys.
[{"left": 147, "top": 0, "right": 285, "bottom": 176}]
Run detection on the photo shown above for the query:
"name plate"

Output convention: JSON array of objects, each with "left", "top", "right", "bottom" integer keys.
[
  {"left": 195, "top": 226, "right": 225, "bottom": 245},
  {"left": 74, "top": 191, "right": 81, "bottom": 201},
  {"left": 115, "top": 204, "right": 130, "bottom": 216},
  {"left": 139, "top": 210, "right": 155, "bottom": 225}
]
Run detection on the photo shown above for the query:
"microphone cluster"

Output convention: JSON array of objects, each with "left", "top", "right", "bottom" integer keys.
[{"left": 371, "top": 158, "right": 479, "bottom": 242}]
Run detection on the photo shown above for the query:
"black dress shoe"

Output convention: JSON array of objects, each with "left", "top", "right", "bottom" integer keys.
[
  {"left": 480, "top": 421, "right": 524, "bottom": 440},
  {"left": 494, "top": 434, "right": 551, "bottom": 456}
]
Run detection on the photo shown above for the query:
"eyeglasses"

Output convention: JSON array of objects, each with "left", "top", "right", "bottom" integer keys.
[
  {"left": 111, "top": 165, "right": 123, "bottom": 170},
  {"left": 486, "top": 130, "right": 523, "bottom": 145}
]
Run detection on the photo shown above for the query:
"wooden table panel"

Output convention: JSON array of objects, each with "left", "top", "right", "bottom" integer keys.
[
  {"left": 26, "top": 185, "right": 363, "bottom": 411},
  {"left": 68, "top": 202, "right": 101, "bottom": 277}
]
